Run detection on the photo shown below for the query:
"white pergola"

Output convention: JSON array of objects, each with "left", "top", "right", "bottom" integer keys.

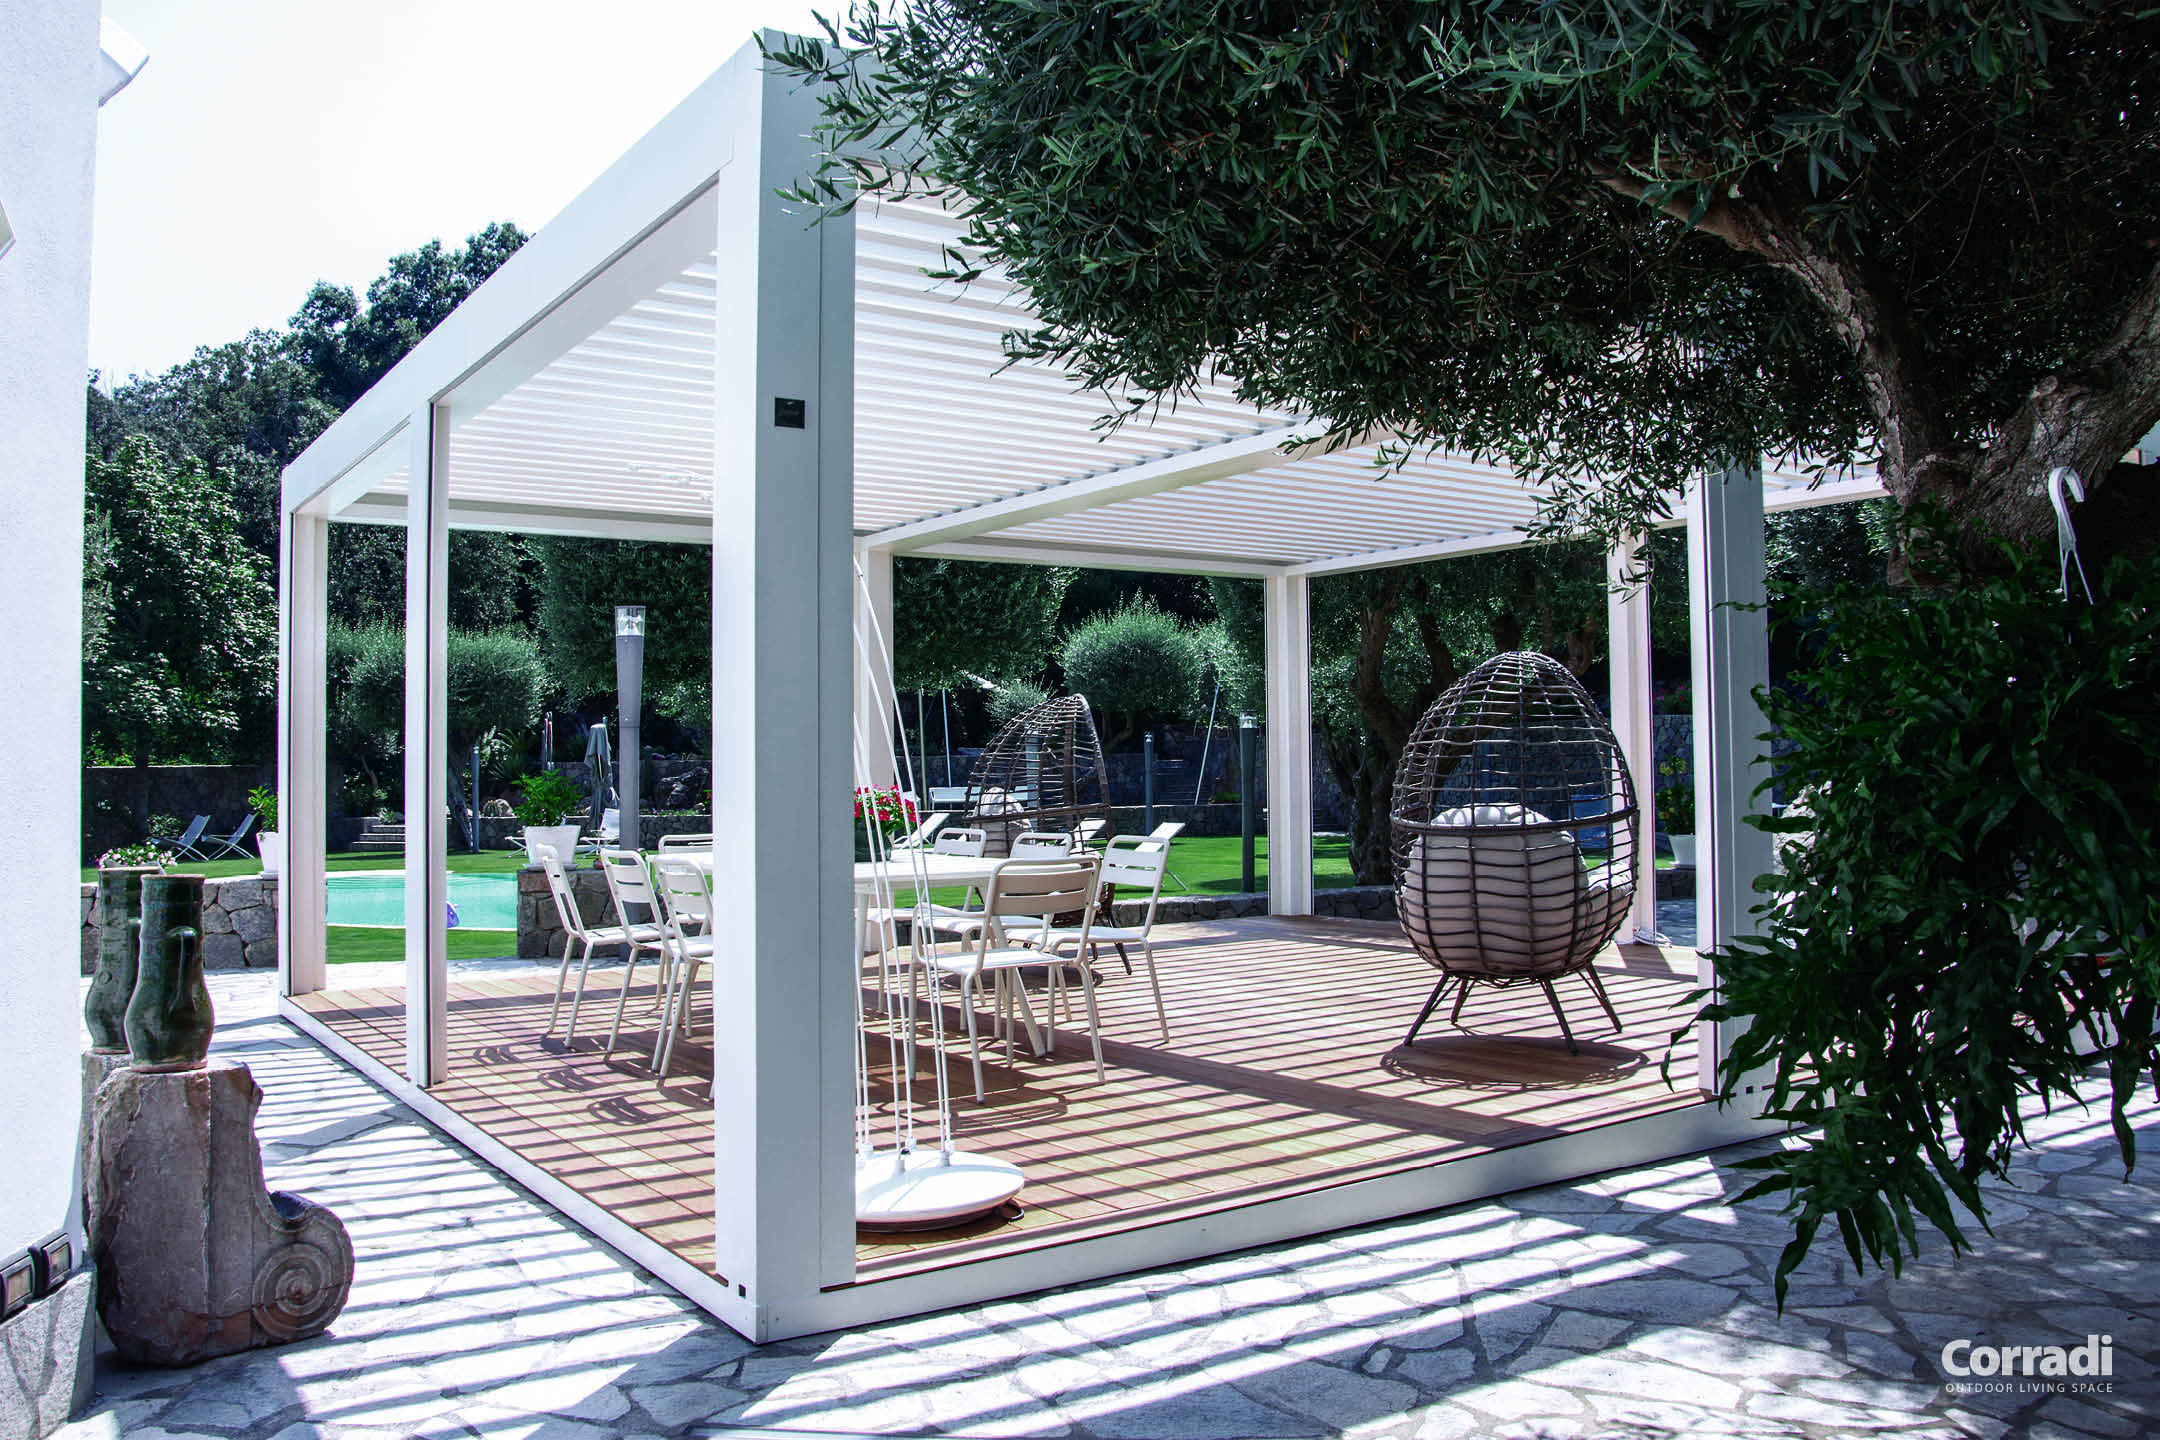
[{"left": 277, "top": 36, "right": 1878, "bottom": 1340}]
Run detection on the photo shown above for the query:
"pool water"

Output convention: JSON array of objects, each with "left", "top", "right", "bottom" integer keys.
[{"left": 326, "top": 872, "right": 518, "bottom": 930}]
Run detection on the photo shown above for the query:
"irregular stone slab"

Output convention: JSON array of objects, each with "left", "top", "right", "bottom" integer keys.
[
  {"left": 89, "top": 1060, "right": 353, "bottom": 1366},
  {"left": 0, "top": 1269, "right": 95, "bottom": 1439}
]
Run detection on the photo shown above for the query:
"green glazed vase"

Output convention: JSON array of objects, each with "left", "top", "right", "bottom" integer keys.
[
  {"left": 85, "top": 864, "right": 162, "bottom": 1054},
  {"left": 125, "top": 874, "right": 215, "bottom": 1072}
]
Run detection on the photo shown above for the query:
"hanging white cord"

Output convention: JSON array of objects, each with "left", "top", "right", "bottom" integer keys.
[
  {"left": 852, "top": 559, "right": 958, "bottom": 1163},
  {"left": 2048, "top": 467, "right": 2094, "bottom": 603},
  {"left": 849, "top": 587, "right": 911, "bottom": 1163},
  {"left": 1193, "top": 680, "right": 1222, "bottom": 806}
]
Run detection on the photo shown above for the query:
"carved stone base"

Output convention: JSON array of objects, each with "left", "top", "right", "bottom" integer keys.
[
  {"left": 0, "top": 1271, "right": 94, "bottom": 1439},
  {"left": 88, "top": 1061, "right": 352, "bottom": 1366}
]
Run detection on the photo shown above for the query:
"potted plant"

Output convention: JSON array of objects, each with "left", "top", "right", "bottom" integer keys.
[
  {"left": 1656, "top": 757, "right": 1696, "bottom": 867},
  {"left": 249, "top": 785, "right": 283, "bottom": 877},
  {"left": 514, "top": 772, "right": 584, "bottom": 864},
  {"left": 853, "top": 786, "right": 918, "bottom": 861}
]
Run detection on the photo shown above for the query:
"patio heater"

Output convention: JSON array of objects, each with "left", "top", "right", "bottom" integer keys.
[{"left": 616, "top": 606, "right": 645, "bottom": 853}]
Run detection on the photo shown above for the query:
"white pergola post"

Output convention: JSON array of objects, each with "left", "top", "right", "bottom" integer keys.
[
  {"left": 1606, "top": 535, "right": 1659, "bottom": 943},
  {"left": 404, "top": 406, "right": 451, "bottom": 1085},
  {"left": 1686, "top": 461, "right": 1775, "bottom": 1093},
  {"left": 707, "top": 46, "right": 858, "bottom": 1339},
  {"left": 855, "top": 544, "right": 897, "bottom": 790},
  {"left": 1264, "top": 572, "right": 1314, "bottom": 915},
  {"left": 278, "top": 508, "right": 330, "bottom": 996}
]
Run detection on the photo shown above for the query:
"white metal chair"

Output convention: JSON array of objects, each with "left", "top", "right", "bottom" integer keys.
[
  {"left": 656, "top": 832, "right": 712, "bottom": 850},
  {"left": 577, "top": 807, "right": 622, "bottom": 857},
  {"left": 1023, "top": 834, "right": 1172, "bottom": 1041},
  {"left": 539, "top": 850, "right": 666, "bottom": 1043},
  {"left": 648, "top": 856, "right": 717, "bottom": 1085},
  {"left": 925, "top": 856, "right": 1106, "bottom": 1101},
  {"left": 596, "top": 848, "right": 675, "bottom": 1063}
]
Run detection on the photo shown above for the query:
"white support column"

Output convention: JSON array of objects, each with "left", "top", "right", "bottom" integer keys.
[
  {"left": 854, "top": 543, "right": 897, "bottom": 790},
  {"left": 1606, "top": 535, "right": 1659, "bottom": 944},
  {"left": 1686, "top": 461, "right": 1775, "bottom": 1095},
  {"left": 403, "top": 405, "right": 451, "bottom": 1086},
  {"left": 707, "top": 42, "right": 858, "bottom": 1339},
  {"left": 1263, "top": 572, "right": 1314, "bottom": 915},
  {"left": 279, "top": 508, "right": 329, "bottom": 996}
]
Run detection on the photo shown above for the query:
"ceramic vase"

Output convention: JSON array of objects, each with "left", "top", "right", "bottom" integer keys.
[
  {"left": 84, "top": 864, "right": 162, "bottom": 1054},
  {"left": 125, "top": 874, "right": 215, "bottom": 1072}
]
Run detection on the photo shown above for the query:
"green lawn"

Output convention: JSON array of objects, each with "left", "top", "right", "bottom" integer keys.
[
  {"left": 326, "top": 926, "right": 519, "bottom": 964},
  {"left": 82, "top": 849, "right": 529, "bottom": 883}
]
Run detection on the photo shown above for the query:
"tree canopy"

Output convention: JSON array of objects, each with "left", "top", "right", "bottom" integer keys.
[{"left": 776, "top": 3, "right": 2160, "bottom": 575}]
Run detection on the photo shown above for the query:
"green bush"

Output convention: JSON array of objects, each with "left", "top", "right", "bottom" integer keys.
[
  {"left": 984, "top": 678, "right": 1049, "bottom": 732},
  {"left": 1707, "top": 536, "right": 2160, "bottom": 1307},
  {"left": 512, "top": 771, "right": 583, "bottom": 828},
  {"left": 1059, "top": 597, "right": 1199, "bottom": 748}
]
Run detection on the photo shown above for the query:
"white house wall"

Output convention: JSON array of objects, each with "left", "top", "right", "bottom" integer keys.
[{"left": 0, "top": 0, "right": 100, "bottom": 1264}]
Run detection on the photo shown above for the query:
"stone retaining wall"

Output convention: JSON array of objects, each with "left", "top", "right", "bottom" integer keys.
[
  {"left": 80, "top": 876, "right": 279, "bottom": 975},
  {"left": 515, "top": 866, "right": 620, "bottom": 960}
]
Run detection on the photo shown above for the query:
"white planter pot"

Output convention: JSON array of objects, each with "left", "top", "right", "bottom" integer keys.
[
  {"left": 1669, "top": 834, "right": 1697, "bottom": 868},
  {"left": 256, "top": 830, "right": 284, "bottom": 877},
  {"left": 525, "top": 823, "right": 582, "bottom": 866}
]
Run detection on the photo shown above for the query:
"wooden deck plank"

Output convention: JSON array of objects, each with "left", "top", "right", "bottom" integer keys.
[{"left": 297, "top": 916, "right": 1701, "bottom": 1285}]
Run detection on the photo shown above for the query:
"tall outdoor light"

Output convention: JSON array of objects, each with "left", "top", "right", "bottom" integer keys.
[
  {"left": 1239, "top": 714, "right": 1258, "bottom": 893},
  {"left": 616, "top": 606, "right": 646, "bottom": 851}
]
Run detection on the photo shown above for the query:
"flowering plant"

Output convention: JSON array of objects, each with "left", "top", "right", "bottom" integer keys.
[
  {"left": 852, "top": 786, "right": 918, "bottom": 841},
  {"left": 98, "top": 842, "right": 172, "bottom": 869}
]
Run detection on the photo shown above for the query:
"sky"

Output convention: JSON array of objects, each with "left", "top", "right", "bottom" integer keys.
[{"left": 90, "top": 0, "right": 829, "bottom": 384}]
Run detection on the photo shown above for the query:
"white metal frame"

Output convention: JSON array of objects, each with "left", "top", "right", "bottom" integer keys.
[{"left": 271, "top": 31, "right": 1814, "bottom": 1342}]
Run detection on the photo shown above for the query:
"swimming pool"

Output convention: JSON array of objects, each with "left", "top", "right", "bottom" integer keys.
[{"left": 325, "top": 872, "right": 518, "bottom": 930}]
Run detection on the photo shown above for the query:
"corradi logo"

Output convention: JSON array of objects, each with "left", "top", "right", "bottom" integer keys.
[{"left": 1939, "top": 1334, "right": 2116, "bottom": 1395}]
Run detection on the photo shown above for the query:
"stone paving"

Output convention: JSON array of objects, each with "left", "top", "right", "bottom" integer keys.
[{"left": 56, "top": 969, "right": 2157, "bottom": 1440}]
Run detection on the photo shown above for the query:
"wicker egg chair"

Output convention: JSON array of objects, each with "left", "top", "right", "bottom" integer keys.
[
  {"left": 1390, "top": 651, "right": 1638, "bottom": 1054},
  {"left": 961, "top": 694, "right": 1116, "bottom": 856}
]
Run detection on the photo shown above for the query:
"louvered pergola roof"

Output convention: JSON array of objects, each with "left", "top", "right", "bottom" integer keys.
[{"left": 283, "top": 61, "right": 1880, "bottom": 576}]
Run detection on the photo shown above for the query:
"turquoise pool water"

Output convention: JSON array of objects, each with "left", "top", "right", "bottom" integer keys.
[{"left": 325, "top": 872, "right": 518, "bottom": 930}]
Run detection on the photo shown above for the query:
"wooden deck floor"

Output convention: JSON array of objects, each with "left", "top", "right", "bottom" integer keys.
[{"left": 295, "top": 916, "right": 1702, "bottom": 1287}]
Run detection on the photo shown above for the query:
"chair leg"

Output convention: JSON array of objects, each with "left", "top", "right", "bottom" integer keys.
[
  {"left": 603, "top": 943, "right": 645, "bottom": 1061},
  {"left": 964, "top": 973, "right": 986, "bottom": 1103},
  {"left": 546, "top": 942, "right": 577, "bottom": 1034},
  {"left": 1582, "top": 967, "right": 1623, "bottom": 1034},
  {"left": 1450, "top": 974, "right": 1474, "bottom": 1025},
  {"left": 565, "top": 938, "right": 600, "bottom": 1044},
  {"left": 1405, "top": 974, "right": 1453, "bottom": 1046},
  {"left": 1540, "top": 979, "right": 1580, "bottom": 1056},
  {"left": 1140, "top": 937, "right": 1169, "bottom": 1043},
  {"left": 1008, "top": 972, "right": 1046, "bottom": 1058},
  {"left": 1114, "top": 942, "right": 1132, "bottom": 976},
  {"left": 1076, "top": 961, "right": 1106, "bottom": 1083}
]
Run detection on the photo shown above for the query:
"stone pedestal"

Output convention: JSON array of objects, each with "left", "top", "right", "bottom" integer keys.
[
  {"left": 88, "top": 1061, "right": 352, "bottom": 1366},
  {"left": 0, "top": 1270, "right": 95, "bottom": 1438}
]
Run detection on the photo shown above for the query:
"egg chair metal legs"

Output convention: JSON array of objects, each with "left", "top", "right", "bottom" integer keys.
[{"left": 1402, "top": 968, "right": 1625, "bottom": 1056}]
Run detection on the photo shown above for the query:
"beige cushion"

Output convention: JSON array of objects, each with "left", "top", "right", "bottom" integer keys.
[{"left": 1398, "top": 806, "right": 1618, "bottom": 979}]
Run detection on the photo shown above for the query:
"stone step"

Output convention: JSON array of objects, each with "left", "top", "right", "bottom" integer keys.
[{"left": 347, "top": 840, "right": 405, "bottom": 854}]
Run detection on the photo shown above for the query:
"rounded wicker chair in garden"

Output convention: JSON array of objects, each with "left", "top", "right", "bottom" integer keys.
[
  {"left": 960, "top": 694, "right": 1116, "bottom": 857},
  {"left": 1390, "top": 651, "right": 1639, "bottom": 1054}
]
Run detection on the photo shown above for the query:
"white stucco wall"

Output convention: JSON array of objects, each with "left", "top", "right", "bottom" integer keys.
[{"left": 0, "top": 0, "right": 100, "bottom": 1258}]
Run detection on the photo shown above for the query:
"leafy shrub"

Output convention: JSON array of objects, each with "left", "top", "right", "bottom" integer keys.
[
  {"left": 512, "top": 772, "right": 583, "bottom": 828},
  {"left": 247, "top": 785, "right": 278, "bottom": 830},
  {"left": 1059, "top": 598, "right": 1199, "bottom": 747},
  {"left": 985, "top": 678, "right": 1049, "bottom": 731},
  {"left": 1707, "top": 538, "right": 2160, "bottom": 1307}
]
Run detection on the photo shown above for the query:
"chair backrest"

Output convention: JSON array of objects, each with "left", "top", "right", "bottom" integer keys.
[
  {"left": 1397, "top": 808, "right": 1598, "bottom": 979},
  {"left": 933, "top": 826, "right": 987, "bottom": 857},
  {"left": 598, "top": 847, "right": 657, "bottom": 928},
  {"left": 228, "top": 813, "right": 257, "bottom": 843},
  {"left": 1010, "top": 830, "right": 1075, "bottom": 859},
  {"left": 538, "top": 851, "right": 588, "bottom": 940},
  {"left": 650, "top": 856, "right": 712, "bottom": 933},
  {"left": 1147, "top": 820, "right": 1187, "bottom": 842},
  {"left": 929, "top": 786, "right": 969, "bottom": 809},
  {"left": 599, "top": 807, "right": 621, "bottom": 839},
  {"left": 1101, "top": 834, "right": 1171, "bottom": 928},
  {"left": 656, "top": 832, "right": 713, "bottom": 849},
  {"left": 177, "top": 815, "right": 209, "bottom": 845},
  {"left": 982, "top": 856, "right": 1101, "bottom": 927}
]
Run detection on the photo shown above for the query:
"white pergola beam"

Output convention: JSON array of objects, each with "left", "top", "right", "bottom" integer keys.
[
  {"left": 855, "top": 546, "right": 897, "bottom": 789},
  {"left": 706, "top": 44, "right": 859, "bottom": 1340},
  {"left": 335, "top": 493, "right": 715, "bottom": 545},
  {"left": 911, "top": 536, "right": 1290, "bottom": 578},
  {"left": 278, "top": 510, "right": 329, "bottom": 997},
  {"left": 1264, "top": 574, "right": 1314, "bottom": 915},
  {"left": 402, "top": 405, "right": 451, "bottom": 1087},
  {"left": 1289, "top": 528, "right": 1533, "bottom": 577},
  {"left": 1687, "top": 462, "right": 1776, "bottom": 1098},
  {"left": 1605, "top": 535, "right": 1659, "bottom": 944},
  {"left": 865, "top": 422, "right": 1316, "bottom": 550}
]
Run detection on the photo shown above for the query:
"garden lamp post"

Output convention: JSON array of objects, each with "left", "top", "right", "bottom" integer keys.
[
  {"left": 1239, "top": 714, "right": 1257, "bottom": 893},
  {"left": 616, "top": 606, "right": 645, "bottom": 851}
]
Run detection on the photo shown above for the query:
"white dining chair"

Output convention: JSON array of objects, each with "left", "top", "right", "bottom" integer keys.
[
  {"left": 1024, "top": 834, "right": 1172, "bottom": 1042},
  {"left": 648, "top": 856, "right": 717, "bottom": 1085},
  {"left": 597, "top": 849, "right": 674, "bottom": 1064},
  {"left": 539, "top": 850, "right": 666, "bottom": 1044},
  {"left": 925, "top": 856, "right": 1106, "bottom": 1101}
]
